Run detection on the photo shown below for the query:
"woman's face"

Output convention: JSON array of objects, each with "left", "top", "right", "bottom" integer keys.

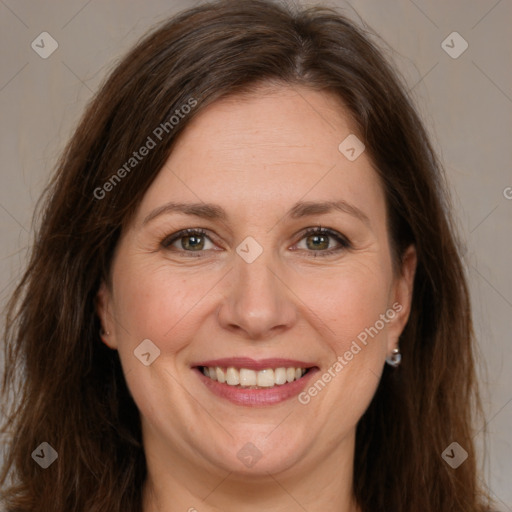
[{"left": 98, "top": 85, "right": 416, "bottom": 478}]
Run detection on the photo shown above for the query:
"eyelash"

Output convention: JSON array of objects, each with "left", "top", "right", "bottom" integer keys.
[
  {"left": 295, "top": 227, "right": 351, "bottom": 256},
  {"left": 160, "top": 227, "right": 351, "bottom": 258}
]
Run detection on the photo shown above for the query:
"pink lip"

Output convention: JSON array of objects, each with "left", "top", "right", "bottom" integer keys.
[
  {"left": 192, "top": 357, "right": 315, "bottom": 371},
  {"left": 193, "top": 366, "right": 320, "bottom": 407}
]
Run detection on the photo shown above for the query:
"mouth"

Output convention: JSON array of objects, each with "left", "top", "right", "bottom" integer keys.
[
  {"left": 198, "top": 365, "right": 310, "bottom": 388},
  {"left": 192, "top": 358, "right": 319, "bottom": 406}
]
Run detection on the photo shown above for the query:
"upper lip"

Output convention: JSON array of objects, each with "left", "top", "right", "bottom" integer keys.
[{"left": 193, "top": 357, "right": 316, "bottom": 371}]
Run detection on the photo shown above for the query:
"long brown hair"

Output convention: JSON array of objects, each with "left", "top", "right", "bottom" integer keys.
[{"left": 1, "top": 1, "right": 493, "bottom": 510}]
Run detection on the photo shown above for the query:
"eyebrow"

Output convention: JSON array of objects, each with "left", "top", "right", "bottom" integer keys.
[
  {"left": 142, "top": 199, "right": 370, "bottom": 226},
  {"left": 143, "top": 202, "right": 227, "bottom": 225},
  {"left": 288, "top": 200, "right": 370, "bottom": 225}
]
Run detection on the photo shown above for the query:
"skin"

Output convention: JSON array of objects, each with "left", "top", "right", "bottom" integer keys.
[{"left": 97, "top": 84, "right": 416, "bottom": 512}]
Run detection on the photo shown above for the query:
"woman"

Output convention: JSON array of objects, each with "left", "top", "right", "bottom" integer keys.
[{"left": 0, "top": 0, "right": 495, "bottom": 510}]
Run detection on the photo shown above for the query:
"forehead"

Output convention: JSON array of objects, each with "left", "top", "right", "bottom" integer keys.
[{"left": 136, "top": 85, "right": 385, "bottom": 222}]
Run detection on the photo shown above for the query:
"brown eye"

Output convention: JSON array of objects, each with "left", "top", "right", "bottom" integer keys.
[
  {"left": 180, "top": 234, "right": 206, "bottom": 251},
  {"left": 294, "top": 227, "right": 350, "bottom": 255},
  {"left": 305, "top": 233, "right": 330, "bottom": 251},
  {"left": 161, "top": 229, "right": 215, "bottom": 253}
]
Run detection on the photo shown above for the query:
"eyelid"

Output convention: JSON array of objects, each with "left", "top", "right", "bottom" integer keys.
[
  {"left": 160, "top": 228, "right": 217, "bottom": 251},
  {"left": 292, "top": 226, "right": 351, "bottom": 254},
  {"left": 297, "top": 226, "right": 350, "bottom": 243}
]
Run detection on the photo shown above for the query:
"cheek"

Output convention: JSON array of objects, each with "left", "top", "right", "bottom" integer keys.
[
  {"left": 294, "top": 261, "right": 392, "bottom": 351},
  {"left": 294, "top": 263, "right": 393, "bottom": 429},
  {"left": 109, "top": 264, "right": 217, "bottom": 427},
  {"left": 110, "top": 261, "right": 220, "bottom": 355}
]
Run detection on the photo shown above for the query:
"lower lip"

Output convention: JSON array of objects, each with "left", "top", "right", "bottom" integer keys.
[{"left": 194, "top": 368, "right": 319, "bottom": 406}]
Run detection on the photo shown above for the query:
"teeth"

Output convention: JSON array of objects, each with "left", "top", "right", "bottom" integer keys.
[
  {"left": 216, "top": 367, "right": 226, "bottom": 383},
  {"left": 274, "top": 367, "right": 287, "bottom": 385},
  {"left": 201, "top": 366, "right": 308, "bottom": 388},
  {"left": 240, "top": 368, "right": 257, "bottom": 386},
  {"left": 257, "top": 369, "right": 274, "bottom": 387},
  {"left": 226, "top": 367, "right": 240, "bottom": 385}
]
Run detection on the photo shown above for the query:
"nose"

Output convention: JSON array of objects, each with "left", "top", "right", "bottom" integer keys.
[{"left": 216, "top": 250, "right": 298, "bottom": 340}]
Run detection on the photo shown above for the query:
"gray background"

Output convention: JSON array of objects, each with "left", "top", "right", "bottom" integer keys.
[{"left": 1, "top": 0, "right": 511, "bottom": 509}]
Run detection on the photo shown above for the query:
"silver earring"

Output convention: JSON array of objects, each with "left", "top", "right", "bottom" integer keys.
[
  {"left": 386, "top": 347, "right": 401, "bottom": 367},
  {"left": 100, "top": 328, "right": 110, "bottom": 337}
]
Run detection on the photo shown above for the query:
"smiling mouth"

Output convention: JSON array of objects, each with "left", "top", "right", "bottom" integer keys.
[{"left": 198, "top": 366, "right": 312, "bottom": 389}]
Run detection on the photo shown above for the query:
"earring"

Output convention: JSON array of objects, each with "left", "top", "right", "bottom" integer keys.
[
  {"left": 386, "top": 347, "right": 402, "bottom": 367},
  {"left": 100, "top": 328, "right": 110, "bottom": 337}
]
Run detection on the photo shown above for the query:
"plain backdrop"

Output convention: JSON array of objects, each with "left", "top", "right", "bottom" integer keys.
[{"left": 1, "top": 0, "right": 511, "bottom": 509}]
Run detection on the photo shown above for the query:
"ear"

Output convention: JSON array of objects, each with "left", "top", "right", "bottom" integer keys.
[
  {"left": 386, "top": 244, "right": 417, "bottom": 353},
  {"left": 96, "top": 280, "right": 118, "bottom": 350}
]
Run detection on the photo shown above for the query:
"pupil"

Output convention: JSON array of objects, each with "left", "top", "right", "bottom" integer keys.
[
  {"left": 183, "top": 235, "right": 204, "bottom": 250},
  {"left": 308, "top": 234, "right": 328, "bottom": 250}
]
